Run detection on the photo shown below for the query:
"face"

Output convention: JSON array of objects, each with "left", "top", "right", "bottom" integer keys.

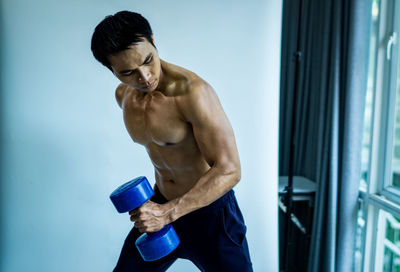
[{"left": 108, "top": 38, "right": 161, "bottom": 92}]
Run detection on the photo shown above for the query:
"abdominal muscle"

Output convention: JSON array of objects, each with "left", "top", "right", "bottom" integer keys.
[
  {"left": 146, "top": 139, "right": 211, "bottom": 200},
  {"left": 154, "top": 166, "right": 209, "bottom": 200}
]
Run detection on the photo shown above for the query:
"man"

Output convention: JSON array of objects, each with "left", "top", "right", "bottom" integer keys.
[{"left": 91, "top": 11, "right": 252, "bottom": 272}]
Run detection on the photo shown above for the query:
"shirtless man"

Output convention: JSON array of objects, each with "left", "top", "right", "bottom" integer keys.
[{"left": 91, "top": 11, "right": 253, "bottom": 271}]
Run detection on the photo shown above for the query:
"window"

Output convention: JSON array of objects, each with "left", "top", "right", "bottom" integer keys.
[{"left": 356, "top": 0, "right": 400, "bottom": 271}]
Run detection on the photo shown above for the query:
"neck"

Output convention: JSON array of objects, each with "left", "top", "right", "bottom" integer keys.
[{"left": 154, "top": 60, "right": 169, "bottom": 94}]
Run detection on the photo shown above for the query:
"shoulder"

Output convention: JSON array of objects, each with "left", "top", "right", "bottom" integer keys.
[
  {"left": 175, "top": 76, "right": 222, "bottom": 124},
  {"left": 115, "top": 83, "right": 132, "bottom": 109},
  {"left": 163, "top": 61, "right": 215, "bottom": 100},
  {"left": 175, "top": 76, "right": 214, "bottom": 104},
  {"left": 175, "top": 68, "right": 217, "bottom": 100}
]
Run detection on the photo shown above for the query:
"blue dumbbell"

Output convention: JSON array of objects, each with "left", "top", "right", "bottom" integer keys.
[{"left": 110, "top": 176, "right": 180, "bottom": 261}]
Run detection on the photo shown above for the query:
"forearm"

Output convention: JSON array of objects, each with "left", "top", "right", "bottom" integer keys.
[{"left": 167, "top": 165, "right": 241, "bottom": 221}]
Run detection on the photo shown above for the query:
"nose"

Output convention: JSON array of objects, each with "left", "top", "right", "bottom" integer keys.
[{"left": 138, "top": 68, "right": 151, "bottom": 83}]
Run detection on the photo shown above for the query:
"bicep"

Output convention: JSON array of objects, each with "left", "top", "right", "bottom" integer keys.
[
  {"left": 193, "top": 121, "right": 239, "bottom": 170},
  {"left": 179, "top": 83, "right": 240, "bottom": 170}
]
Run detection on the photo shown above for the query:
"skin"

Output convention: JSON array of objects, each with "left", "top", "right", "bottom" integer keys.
[{"left": 108, "top": 36, "right": 241, "bottom": 233}]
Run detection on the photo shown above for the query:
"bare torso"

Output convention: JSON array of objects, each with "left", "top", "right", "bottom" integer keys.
[{"left": 117, "top": 61, "right": 211, "bottom": 200}]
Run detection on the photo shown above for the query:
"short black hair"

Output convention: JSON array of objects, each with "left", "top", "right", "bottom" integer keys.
[{"left": 91, "top": 11, "right": 155, "bottom": 71}]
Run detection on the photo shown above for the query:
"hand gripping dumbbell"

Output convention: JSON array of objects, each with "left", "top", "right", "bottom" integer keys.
[{"left": 110, "top": 176, "right": 180, "bottom": 261}]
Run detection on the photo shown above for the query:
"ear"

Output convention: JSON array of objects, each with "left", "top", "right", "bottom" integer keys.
[{"left": 151, "top": 35, "right": 155, "bottom": 45}]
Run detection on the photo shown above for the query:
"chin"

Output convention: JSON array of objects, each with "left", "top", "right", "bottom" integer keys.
[{"left": 139, "top": 86, "right": 155, "bottom": 93}]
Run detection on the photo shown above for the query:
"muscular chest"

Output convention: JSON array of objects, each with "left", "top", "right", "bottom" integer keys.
[{"left": 123, "top": 92, "right": 189, "bottom": 146}]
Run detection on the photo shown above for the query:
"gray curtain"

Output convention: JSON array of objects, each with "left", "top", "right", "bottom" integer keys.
[{"left": 279, "top": 0, "right": 372, "bottom": 271}]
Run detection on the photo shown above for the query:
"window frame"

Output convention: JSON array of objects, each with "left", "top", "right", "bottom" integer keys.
[
  {"left": 359, "top": 0, "right": 400, "bottom": 271},
  {"left": 380, "top": 0, "right": 400, "bottom": 203}
]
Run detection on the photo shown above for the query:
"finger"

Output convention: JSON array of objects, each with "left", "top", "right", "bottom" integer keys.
[
  {"left": 137, "top": 225, "right": 162, "bottom": 233},
  {"left": 130, "top": 213, "right": 151, "bottom": 222},
  {"left": 142, "top": 225, "right": 163, "bottom": 233},
  {"left": 134, "top": 220, "right": 160, "bottom": 230},
  {"left": 129, "top": 207, "right": 150, "bottom": 217},
  {"left": 134, "top": 221, "right": 144, "bottom": 228},
  {"left": 137, "top": 227, "right": 147, "bottom": 233},
  {"left": 133, "top": 218, "right": 151, "bottom": 227},
  {"left": 130, "top": 215, "right": 140, "bottom": 221},
  {"left": 129, "top": 209, "right": 139, "bottom": 216},
  {"left": 138, "top": 201, "right": 157, "bottom": 212}
]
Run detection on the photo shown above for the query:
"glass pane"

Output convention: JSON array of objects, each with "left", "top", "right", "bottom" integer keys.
[
  {"left": 360, "top": 0, "right": 380, "bottom": 191},
  {"left": 355, "top": 2, "right": 380, "bottom": 271},
  {"left": 380, "top": 211, "right": 400, "bottom": 272},
  {"left": 390, "top": 24, "right": 400, "bottom": 190},
  {"left": 354, "top": 198, "right": 366, "bottom": 272}
]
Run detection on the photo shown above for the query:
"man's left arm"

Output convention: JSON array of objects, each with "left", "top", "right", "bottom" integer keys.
[{"left": 169, "top": 80, "right": 241, "bottom": 219}]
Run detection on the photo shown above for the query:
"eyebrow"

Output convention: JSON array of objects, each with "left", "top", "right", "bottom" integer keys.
[{"left": 118, "top": 53, "right": 153, "bottom": 74}]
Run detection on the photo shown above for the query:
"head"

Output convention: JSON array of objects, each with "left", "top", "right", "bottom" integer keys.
[{"left": 91, "top": 11, "right": 161, "bottom": 92}]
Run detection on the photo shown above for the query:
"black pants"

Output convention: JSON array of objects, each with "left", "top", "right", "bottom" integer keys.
[{"left": 113, "top": 189, "right": 253, "bottom": 272}]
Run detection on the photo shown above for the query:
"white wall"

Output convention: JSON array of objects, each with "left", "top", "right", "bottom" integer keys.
[{"left": 0, "top": 0, "right": 282, "bottom": 271}]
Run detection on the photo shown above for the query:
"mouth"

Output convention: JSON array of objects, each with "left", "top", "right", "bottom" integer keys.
[{"left": 143, "top": 80, "right": 156, "bottom": 89}]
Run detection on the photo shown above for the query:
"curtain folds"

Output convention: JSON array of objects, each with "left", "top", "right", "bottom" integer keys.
[{"left": 279, "top": 0, "right": 372, "bottom": 271}]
